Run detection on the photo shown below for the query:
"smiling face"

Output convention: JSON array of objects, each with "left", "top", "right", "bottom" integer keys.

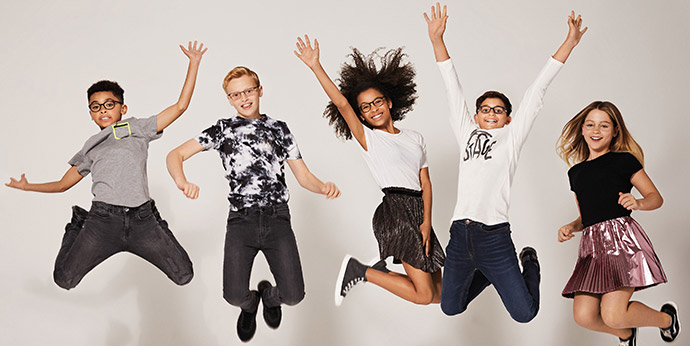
[
  {"left": 582, "top": 109, "right": 618, "bottom": 159},
  {"left": 356, "top": 88, "right": 393, "bottom": 128},
  {"left": 225, "top": 75, "right": 263, "bottom": 118},
  {"left": 88, "top": 91, "right": 127, "bottom": 129},
  {"left": 474, "top": 97, "right": 511, "bottom": 129}
]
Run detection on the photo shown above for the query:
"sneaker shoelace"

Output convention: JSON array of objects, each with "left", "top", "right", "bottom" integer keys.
[{"left": 342, "top": 277, "right": 364, "bottom": 296}]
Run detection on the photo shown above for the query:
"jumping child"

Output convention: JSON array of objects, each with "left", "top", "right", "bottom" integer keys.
[
  {"left": 5, "top": 41, "right": 206, "bottom": 290},
  {"left": 425, "top": 3, "right": 585, "bottom": 322},
  {"left": 295, "top": 35, "right": 445, "bottom": 307},
  {"left": 166, "top": 66, "right": 340, "bottom": 342},
  {"left": 556, "top": 101, "right": 680, "bottom": 345}
]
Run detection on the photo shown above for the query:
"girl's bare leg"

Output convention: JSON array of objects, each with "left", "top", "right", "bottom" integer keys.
[{"left": 366, "top": 261, "right": 441, "bottom": 305}]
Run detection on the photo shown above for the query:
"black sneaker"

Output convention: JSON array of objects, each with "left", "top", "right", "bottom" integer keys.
[
  {"left": 519, "top": 246, "right": 540, "bottom": 271},
  {"left": 236, "top": 290, "right": 259, "bottom": 342},
  {"left": 258, "top": 280, "right": 281, "bottom": 329},
  {"left": 660, "top": 301, "right": 681, "bottom": 342},
  {"left": 334, "top": 255, "right": 367, "bottom": 306},
  {"left": 619, "top": 327, "right": 637, "bottom": 346}
]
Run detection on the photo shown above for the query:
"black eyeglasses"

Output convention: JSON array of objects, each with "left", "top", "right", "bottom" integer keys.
[
  {"left": 477, "top": 105, "right": 507, "bottom": 115},
  {"left": 89, "top": 100, "right": 122, "bottom": 112},
  {"left": 359, "top": 97, "right": 386, "bottom": 113},
  {"left": 227, "top": 86, "right": 260, "bottom": 100}
]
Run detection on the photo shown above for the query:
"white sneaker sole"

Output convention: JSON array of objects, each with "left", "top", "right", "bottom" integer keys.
[{"left": 334, "top": 254, "right": 352, "bottom": 307}]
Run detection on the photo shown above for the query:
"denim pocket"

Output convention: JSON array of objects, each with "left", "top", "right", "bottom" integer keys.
[
  {"left": 274, "top": 212, "right": 290, "bottom": 222},
  {"left": 227, "top": 211, "right": 244, "bottom": 223},
  {"left": 91, "top": 206, "right": 111, "bottom": 219},
  {"left": 481, "top": 222, "right": 510, "bottom": 234},
  {"left": 272, "top": 204, "right": 291, "bottom": 222},
  {"left": 136, "top": 206, "right": 153, "bottom": 221}
]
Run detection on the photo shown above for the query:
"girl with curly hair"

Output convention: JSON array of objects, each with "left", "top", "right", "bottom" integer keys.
[
  {"left": 295, "top": 35, "right": 445, "bottom": 306},
  {"left": 556, "top": 101, "right": 680, "bottom": 345}
]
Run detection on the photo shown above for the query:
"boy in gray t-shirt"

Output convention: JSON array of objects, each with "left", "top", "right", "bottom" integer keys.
[{"left": 6, "top": 41, "right": 207, "bottom": 290}]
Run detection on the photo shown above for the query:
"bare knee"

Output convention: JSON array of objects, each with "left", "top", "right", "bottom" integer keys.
[
  {"left": 411, "top": 289, "right": 435, "bottom": 305},
  {"left": 601, "top": 309, "right": 626, "bottom": 329},
  {"left": 573, "top": 308, "right": 599, "bottom": 329}
]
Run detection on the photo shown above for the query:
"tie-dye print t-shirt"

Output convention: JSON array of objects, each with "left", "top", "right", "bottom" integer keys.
[{"left": 195, "top": 115, "right": 302, "bottom": 211}]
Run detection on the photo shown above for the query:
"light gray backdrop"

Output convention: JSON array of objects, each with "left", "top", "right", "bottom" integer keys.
[{"left": 1, "top": 0, "right": 688, "bottom": 345}]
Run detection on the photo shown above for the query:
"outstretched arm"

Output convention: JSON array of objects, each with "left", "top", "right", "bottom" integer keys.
[
  {"left": 294, "top": 35, "right": 368, "bottom": 150},
  {"left": 156, "top": 41, "right": 207, "bottom": 132},
  {"left": 618, "top": 169, "right": 663, "bottom": 211},
  {"left": 424, "top": 2, "right": 450, "bottom": 62},
  {"left": 287, "top": 159, "right": 340, "bottom": 199},
  {"left": 419, "top": 167, "right": 433, "bottom": 257},
  {"left": 552, "top": 11, "right": 587, "bottom": 63},
  {"left": 166, "top": 139, "right": 205, "bottom": 199},
  {"left": 6, "top": 166, "right": 83, "bottom": 193},
  {"left": 424, "top": 3, "right": 473, "bottom": 138}
]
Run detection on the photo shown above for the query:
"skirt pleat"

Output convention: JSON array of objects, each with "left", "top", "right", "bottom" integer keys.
[
  {"left": 372, "top": 187, "right": 445, "bottom": 273},
  {"left": 562, "top": 216, "right": 667, "bottom": 298}
]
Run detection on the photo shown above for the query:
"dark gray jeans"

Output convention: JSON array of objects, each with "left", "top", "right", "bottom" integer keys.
[
  {"left": 54, "top": 200, "right": 193, "bottom": 289},
  {"left": 223, "top": 203, "right": 305, "bottom": 312}
]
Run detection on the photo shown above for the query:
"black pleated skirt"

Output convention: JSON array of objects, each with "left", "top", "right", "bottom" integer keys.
[{"left": 372, "top": 187, "right": 445, "bottom": 273}]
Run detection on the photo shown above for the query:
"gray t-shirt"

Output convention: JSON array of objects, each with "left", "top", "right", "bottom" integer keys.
[{"left": 69, "top": 116, "right": 161, "bottom": 207}]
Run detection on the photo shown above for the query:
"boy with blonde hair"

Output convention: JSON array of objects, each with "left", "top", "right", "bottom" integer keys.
[{"left": 167, "top": 66, "right": 340, "bottom": 342}]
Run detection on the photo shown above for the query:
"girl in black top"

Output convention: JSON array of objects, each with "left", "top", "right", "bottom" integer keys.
[{"left": 556, "top": 101, "right": 680, "bottom": 345}]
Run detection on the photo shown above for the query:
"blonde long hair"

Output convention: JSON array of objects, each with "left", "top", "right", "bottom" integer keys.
[{"left": 557, "top": 101, "right": 644, "bottom": 167}]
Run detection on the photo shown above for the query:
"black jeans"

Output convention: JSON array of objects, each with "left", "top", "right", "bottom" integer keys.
[
  {"left": 54, "top": 200, "right": 193, "bottom": 289},
  {"left": 223, "top": 203, "right": 305, "bottom": 312}
]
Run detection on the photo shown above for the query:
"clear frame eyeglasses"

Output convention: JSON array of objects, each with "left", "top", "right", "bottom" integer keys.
[
  {"left": 227, "top": 86, "right": 260, "bottom": 100},
  {"left": 477, "top": 105, "right": 507, "bottom": 115},
  {"left": 359, "top": 97, "right": 386, "bottom": 113},
  {"left": 89, "top": 100, "right": 122, "bottom": 112}
]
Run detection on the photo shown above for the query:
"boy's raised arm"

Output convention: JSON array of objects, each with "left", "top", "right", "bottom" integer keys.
[
  {"left": 166, "top": 139, "right": 205, "bottom": 199},
  {"left": 425, "top": 3, "right": 472, "bottom": 136},
  {"left": 294, "top": 35, "right": 368, "bottom": 150},
  {"left": 156, "top": 41, "right": 207, "bottom": 132},
  {"left": 6, "top": 166, "right": 83, "bottom": 193},
  {"left": 424, "top": 2, "right": 450, "bottom": 62},
  {"left": 552, "top": 11, "right": 587, "bottom": 63}
]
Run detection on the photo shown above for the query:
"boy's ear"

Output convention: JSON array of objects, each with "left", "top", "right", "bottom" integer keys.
[
  {"left": 505, "top": 115, "right": 511, "bottom": 125},
  {"left": 258, "top": 85, "right": 263, "bottom": 97},
  {"left": 121, "top": 104, "right": 128, "bottom": 115}
]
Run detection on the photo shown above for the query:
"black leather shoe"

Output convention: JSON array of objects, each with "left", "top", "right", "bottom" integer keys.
[
  {"left": 519, "top": 246, "right": 540, "bottom": 271},
  {"left": 236, "top": 290, "right": 259, "bottom": 342},
  {"left": 258, "top": 280, "right": 282, "bottom": 329}
]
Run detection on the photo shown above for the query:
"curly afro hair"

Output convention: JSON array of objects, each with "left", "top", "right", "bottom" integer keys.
[{"left": 324, "top": 48, "right": 417, "bottom": 140}]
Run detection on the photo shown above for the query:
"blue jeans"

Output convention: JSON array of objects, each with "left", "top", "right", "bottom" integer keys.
[
  {"left": 440, "top": 219, "right": 540, "bottom": 322},
  {"left": 53, "top": 200, "right": 193, "bottom": 289},
  {"left": 223, "top": 203, "right": 305, "bottom": 312}
]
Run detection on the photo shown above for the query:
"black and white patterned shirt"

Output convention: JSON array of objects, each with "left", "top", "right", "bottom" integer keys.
[{"left": 195, "top": 114, "right": 302, "bottom": 210}]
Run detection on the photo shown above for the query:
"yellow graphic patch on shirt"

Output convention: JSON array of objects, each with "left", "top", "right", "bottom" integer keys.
[{"left": 112, "top": 122, "right": 131, "bottom": 140}]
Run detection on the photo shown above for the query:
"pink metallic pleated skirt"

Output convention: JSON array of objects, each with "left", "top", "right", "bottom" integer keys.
[{"left": 562, "top": 216, "right": 667, "bottom": 298}]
